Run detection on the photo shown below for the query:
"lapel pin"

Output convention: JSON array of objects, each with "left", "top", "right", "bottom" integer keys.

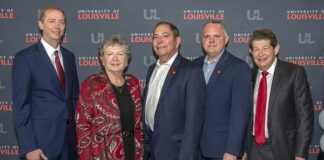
[
  {"left": 170, "top": 69, "right": 176, "bottom": 75},
  {"left": 215, "top": 69, "right": 221, "bottom": 75}
]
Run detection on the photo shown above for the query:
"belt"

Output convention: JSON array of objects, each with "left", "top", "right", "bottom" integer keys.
[{"left": 122, "top": 130, "right": 134, "bottom": 137}]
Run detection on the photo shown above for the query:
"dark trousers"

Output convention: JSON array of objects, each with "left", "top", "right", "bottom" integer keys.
[
  {"left": 250, "top": 138, "right": 275, "bottom": 160},
  {"left": 51, "top": 121, "right": 78, "bottom": 160}
]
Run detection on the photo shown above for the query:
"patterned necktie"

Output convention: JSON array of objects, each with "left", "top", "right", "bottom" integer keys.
[
  {"left": 254, "top": 71, "right": 268, "bottom": 146},
  {"left": 54, "top": 50, "right": 65, "bottom": 92}
]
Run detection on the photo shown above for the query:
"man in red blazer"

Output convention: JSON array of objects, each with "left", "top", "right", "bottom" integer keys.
[{"left": 244, "top": 29, "right": 314, "bottom": 160}]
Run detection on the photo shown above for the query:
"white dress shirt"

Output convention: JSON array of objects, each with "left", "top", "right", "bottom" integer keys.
[
  {"left": 41, "top": 38, "right": 64, "bottom": 73},
  {"left": 145, "top": 52, "right": 178, "bottom": 131},
  {"left": 253, "top": 58, "right": 277, "bottom": 138}
]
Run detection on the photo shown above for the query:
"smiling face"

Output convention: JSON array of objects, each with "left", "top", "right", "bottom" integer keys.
[
  {"left": 38, "top": 9, "right": 65, "bottom": 48},
  {"left": 201, "top": 23, "right": 229, "bottom": 61},
  {"left": 152, "top": 24, "right": 181, "bottom": 64},
  {"left": 100, "top": 45, "right": 128, "bottom": 74},
  {"left": 250, "top": 39, "right": 280, "bottom": 71}
]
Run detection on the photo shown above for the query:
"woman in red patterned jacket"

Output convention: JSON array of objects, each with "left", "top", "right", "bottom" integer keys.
[{"left": 76, "top": 35, "right": 144, "bottom": 160}]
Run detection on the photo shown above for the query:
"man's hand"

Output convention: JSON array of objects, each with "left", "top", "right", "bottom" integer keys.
[
  {"left": 223, "top": 152, "right": 237, "bottom": 160},
  {"left": 295, "top": 157, "right": 305, "bottom": 160},
  {"left": 26, "top": 149, "right": 48, "bottom": 160}
]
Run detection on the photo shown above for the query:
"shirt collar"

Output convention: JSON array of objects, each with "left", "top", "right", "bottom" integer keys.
[
  {"left": 156, "top": 52, "right": 178, "bottom": 67},
  {"left": 41, "top": 38, "right": 61, "bottom": 56},
  {"left": 258, "top": 58, "right": 277, "bottom": 75},
  {"left": 203, "top": 49, "right": 224, "bottom": 65}
]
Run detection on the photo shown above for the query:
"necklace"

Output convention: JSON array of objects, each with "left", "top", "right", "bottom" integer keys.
[
  {"left": 112, "top": 83, "right": 124, "bottom": 93},
  {"left": 107, "top": 74, "right": 125, "bottom": 93},
  {"left": 115, "top": 85, "right": 123, "bottom": 93}
]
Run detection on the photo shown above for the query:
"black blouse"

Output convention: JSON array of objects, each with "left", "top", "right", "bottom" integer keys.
[{"left": 112, "top": 83, "right": 135, "bottom": 160}]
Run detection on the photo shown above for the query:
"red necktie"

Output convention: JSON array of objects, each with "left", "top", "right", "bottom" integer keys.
[
  {"left": 54, "top": 50, "right": 65, "bottom": 91},
  {"left": 254, "top": 71, "right": 268, "bottom": 146}
]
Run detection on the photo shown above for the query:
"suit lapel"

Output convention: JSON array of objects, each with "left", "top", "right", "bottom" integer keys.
[
  {"left": 36, "top": 42, "right": 65, "bottom": 98},
  {"left": 251, "top": 68, "right": 258, "bottom": 88},
  {"left": 250, "top": 68, "right": 258, "bottom": 119},
  {"left": 36, "top": 42, "right": 58, "bottom": 78},
  {"left": 158, "top": 54, "right": 181, "bottom": 103},
  {"left": 206, "top": 51, "right": 229, "bottom": 93},
  {"left": 268, "top": 60, "right": 283, "bottom": 113},
  {"left": 62, "top": 48, "right": 70, "bottom": 98}
]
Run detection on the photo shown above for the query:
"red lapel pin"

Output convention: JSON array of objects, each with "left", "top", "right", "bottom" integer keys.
[
  {"left": 215, "top": 69, "right": 221, "bottom": 75},
  {"left": 170, "top": 69, "right": 176, "bottom": 75}
]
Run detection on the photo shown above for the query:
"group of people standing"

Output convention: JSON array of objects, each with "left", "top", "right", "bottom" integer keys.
[{"left": 12, "top": 6, "right": 314, "bottom": 160}]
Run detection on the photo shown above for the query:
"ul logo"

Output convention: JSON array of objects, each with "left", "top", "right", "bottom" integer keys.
[
  {"left": 196, "top": 33, "right": 201, "bottom": 44},
  {"left": 298, "top": 33, "right": 314, "bottom": 44},
  {"left": 144, "top": 55, "right": 156, "bottom": 67},
  {"left": 91, "top": 33, "right": 105, "bottom": 44},
  {"left": 144, "top": 9, "right": 160, "bottom": 20},
  {"left": 247, "top": 10, "right": 264, "bottom": 21},
  {"left": 0, "top": 123, "right": 8, "bottom": 134}
]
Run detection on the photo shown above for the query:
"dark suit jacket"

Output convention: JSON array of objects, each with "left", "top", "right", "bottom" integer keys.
[
  {"left": 12, "top": 42, "right": 79, "bottom": 158},
  {"left": 246, "top": 59, "right": 314, "bottom": 160},
  {"left": 143, "top": 54, "right": 206, "bottom": 160},
  {"left": 194, "top": 51, "right": 252, "bottom": 158}
]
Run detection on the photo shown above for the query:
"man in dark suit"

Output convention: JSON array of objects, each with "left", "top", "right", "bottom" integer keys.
[
  {"left": 194, "top": 20, "right": 252, "bottom": 160},
  {"left": 143, "top": 21, "right": 206, "bottom": 160},
  {"left": 12, "top": 6, "right": 79, "bottom": 160},
  {"left": 244, "top": 29, "right": 314, "bottom": 160}
]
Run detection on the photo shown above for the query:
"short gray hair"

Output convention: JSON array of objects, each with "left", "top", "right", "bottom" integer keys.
[
  {"left": 201, "top": 20, "right": 228, "bottom": 37},
  {"left": 98, "top": 35, "right": 132, "bottom": 70},
  {"left": 99, "top": 35, "right": 131, "bottom": 58}
]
